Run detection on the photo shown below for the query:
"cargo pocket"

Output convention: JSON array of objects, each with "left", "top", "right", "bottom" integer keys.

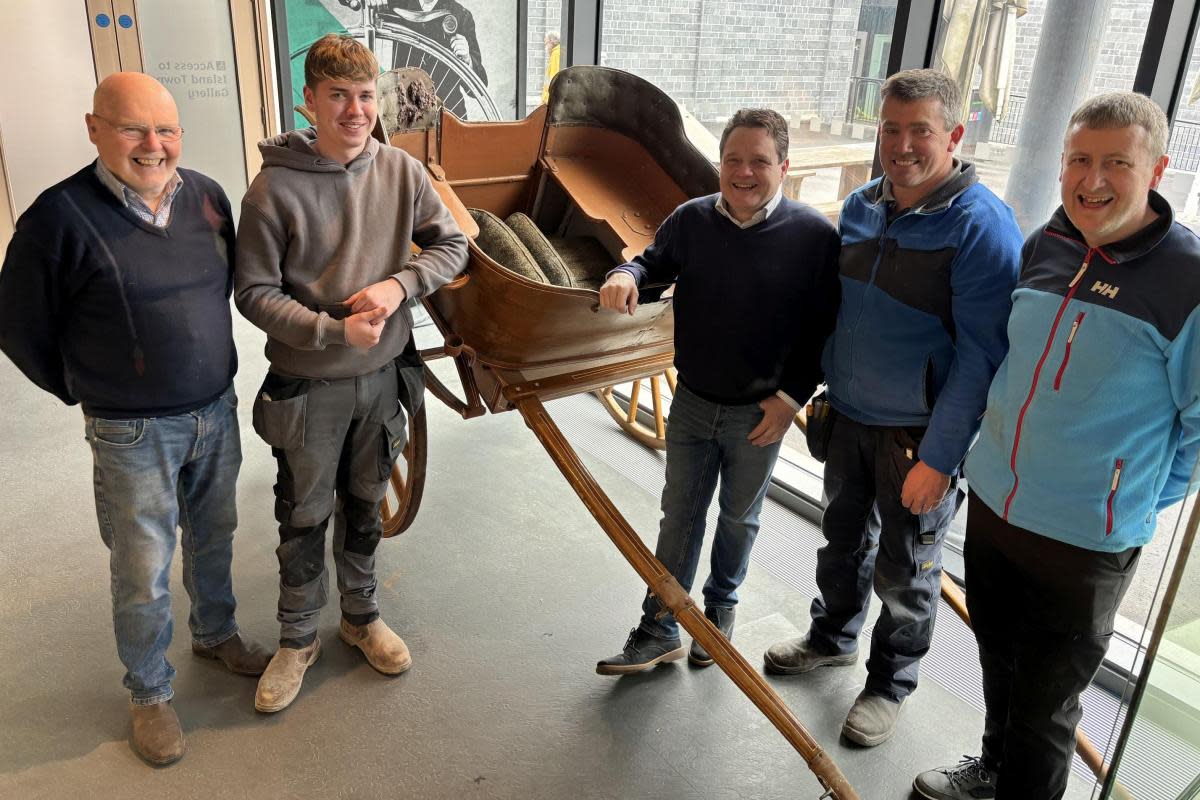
[
  {"left": 252, "top": 374, "right": 310, "bottom": 450},
  {"left": 377, "top": 407, "right": 408, "bottom": 481}
]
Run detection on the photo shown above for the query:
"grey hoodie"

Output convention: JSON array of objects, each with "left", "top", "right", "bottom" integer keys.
[{"left": 235, "top": 129, "right": 467, "bottom": 379}]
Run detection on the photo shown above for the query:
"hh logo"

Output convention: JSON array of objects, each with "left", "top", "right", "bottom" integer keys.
[{"left": 1091, "top": 280, "right": 1120, "bottom": 299}]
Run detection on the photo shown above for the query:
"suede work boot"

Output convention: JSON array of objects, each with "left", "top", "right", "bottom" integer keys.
[
  {"left": 130, "top": 700, "right": 185, "bottom": 766},
  {"left": 762, "top": 635, "right": 858, "bottom": 675},
  {"left": 596, "top": 628, "right": 686, "bottom": 675},
  {"left": 842, "top": 690, "right": 906, "bottom": 746},
  {"left": 192, "top": 632, "right": 273, "bottom": 676},
  {"left": 688, "top": 606, "right": 735, "bottom": 667},
  {"left": 339, "top": 618, "right": 412, "bottom": 675},
  {"left": 913, "top": 756, "right": 997, "bottom": 799},
  {"left": 254, "top": 638, "right": 321, "bottom": 713}
]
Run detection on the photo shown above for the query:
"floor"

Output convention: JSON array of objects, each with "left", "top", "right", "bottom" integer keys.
[{"left": 0, "top": 316, "right": 1101, "bottom": 800}]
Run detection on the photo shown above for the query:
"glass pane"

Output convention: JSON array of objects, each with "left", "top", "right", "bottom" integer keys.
[
  {"left": 524, "top": 0, "right": 562, "bottom": 113},
  {"left": 936, "top": 0, "right": 1150, "bottom": 233},
  {"left": 139, "top": 1, "right": 248, "bottom": 212},
  {"left": 1101, "top": 459, "right": 1200, "bottom": 800},
  {"left": 599, "top": 0, "right": 896, "bottom": 496},
  {"left": 282, "top": 0, "right": 520, "bottom": 125}
]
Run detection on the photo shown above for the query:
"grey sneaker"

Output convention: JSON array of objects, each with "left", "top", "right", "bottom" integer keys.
[
  {"left": 763, "top": 636, "right": 858, "bottom": 675},
  {"left": 596, "top": 628, "right": 686, "bottom": 675},
  {"left": 913, "top": 756, "right": 997, "bottom": 799},
  {"left": 688, "top": 606, "right": 735, "bottom": 667},
  {"left": 842, "top": 690, "right": 906, "bottom": 746}
]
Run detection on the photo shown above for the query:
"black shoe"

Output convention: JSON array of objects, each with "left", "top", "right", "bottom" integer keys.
[
  {"left": 688, "top": 606, "right": 735, "bottom": 667},
  {"left": 596, "top": 628, "right": 686, "bottom": 675}
]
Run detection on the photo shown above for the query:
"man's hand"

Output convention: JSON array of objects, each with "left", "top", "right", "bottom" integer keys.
[
  {"left": 449, "top": 35, "right": 472, "bottom": 67},
  {"left": 901, "top": 460, "right": 951, "bottom": 515},
  {"left": 748, "top": 395, "right": 795, "bottom": 447},
  {"left": 599, "top": 271, "right": 639, "bottom": 315},
  {"left": 344, "top": 277, "right": 406, "bottom": 319},
  {"left": 345, "top": 306, "right": 388, "bottom": 350}
]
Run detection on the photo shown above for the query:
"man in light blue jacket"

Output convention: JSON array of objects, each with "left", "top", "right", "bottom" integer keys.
[{"left": 914, "top": 92, "right": 1200, "bottom": 800}]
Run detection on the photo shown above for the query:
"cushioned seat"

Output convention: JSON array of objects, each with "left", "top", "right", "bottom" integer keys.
[
  {"left": 505, "top": 212, "right": 615, "bottom": 291},
  {"left": 468, "top": 208, "right": 549, "bottom": 284}
]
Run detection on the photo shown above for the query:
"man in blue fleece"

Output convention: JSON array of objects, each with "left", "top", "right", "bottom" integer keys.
[
  {"left": 914, "top": 93, "right": 1200, "bottom": 800},
  {"left": 763, "top": 69, "right": 1023, "bottom": 746},
  {"left": 0, "top": 72, "right": 270, "bottom": 766},
  {"left": 594, "top": 108, "right": 841, "bottom": 674}
]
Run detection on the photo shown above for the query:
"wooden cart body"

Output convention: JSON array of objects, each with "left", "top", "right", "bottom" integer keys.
[{"left": 379, "top": 66, "right": 859, "bottom": 799}]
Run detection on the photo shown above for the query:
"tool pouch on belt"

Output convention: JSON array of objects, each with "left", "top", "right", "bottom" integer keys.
[
  {"left": 395, "top": 334, "right": 425, "bottom": 417},
  {"left": 804, "top": 391, "right": 836, "bottom": 463}
]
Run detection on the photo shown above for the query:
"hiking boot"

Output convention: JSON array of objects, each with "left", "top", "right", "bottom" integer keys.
[
  {"left": 130, "top": 700, "right": 185, "bottom": 766},
  {"left": 254, "top": 638, "right": 321, "bottom": 713},
  {"left": 763, "top": 635, "right": 858, "bottom": 675},
  {"left": 339, "top": 618, "right": 412, "bottom": 675},
  {"left": 842, "top": 690, "right": 906, "bottom": 746},
  {"left": 688, "top": 606, "right": 735, "bottom": 667},
  {"left": 192, "top": 632, "right": 273, "bottom": 676},
  {"left": 914, "top": 756, "right": 997, "bottom": 799},
  {"left": 596, "top": 628, "right": 685, "bottom": 675}
]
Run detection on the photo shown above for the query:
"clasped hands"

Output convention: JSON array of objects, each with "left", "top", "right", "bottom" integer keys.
[{"left": 341, "top": 277, "right": 406, "bottom": 350}]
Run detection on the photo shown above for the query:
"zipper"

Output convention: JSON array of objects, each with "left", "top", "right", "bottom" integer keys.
[
  {"left": 1106, "top": 458, "right": 1124, "bottom": 535},
  {"left": 1052, "top": 312, "right": 1086, "bottom": 391},
  {"left": 1003, "top": 243, "right": 1100, "bottom": 520}
]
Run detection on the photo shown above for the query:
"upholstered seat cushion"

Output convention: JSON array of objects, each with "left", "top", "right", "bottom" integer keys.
[
  {"left": 504, "top": 212, "right": 575, "bottom": 287},
  {"left": 505, "top": 212, "right": 615, "bottom": 291},
  {"left": 468, "top": 208, "right": 549, "bottom": 284}
]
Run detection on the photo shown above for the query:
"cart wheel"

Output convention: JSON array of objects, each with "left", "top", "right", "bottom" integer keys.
[
  {"left": 595, "top": 368, "right": 677, "bottom": 450},
  {"left": 381, "top": 403, "right": 428, "bottom": 537}
]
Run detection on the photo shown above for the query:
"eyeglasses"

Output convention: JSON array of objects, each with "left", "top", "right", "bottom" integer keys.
[{"left": 92, "top": 114, "right": 184, "bottom": 143}]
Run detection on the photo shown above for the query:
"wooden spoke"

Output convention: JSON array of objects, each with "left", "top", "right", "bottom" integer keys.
[
  {"left": 595, "top": 370, "right": 675, "bottom": 451},
  {"left": 381, "top": 403, "right": 428, "bottom": 537}
]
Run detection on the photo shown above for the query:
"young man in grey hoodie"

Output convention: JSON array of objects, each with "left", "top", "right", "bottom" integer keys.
[{"left": 235, "top": 33, "right": 468, "bottom": 713}]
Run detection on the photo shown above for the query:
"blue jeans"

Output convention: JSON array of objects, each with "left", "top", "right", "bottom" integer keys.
[
  {"left": 85, "top": 386, "right": 242, "bottom": 705},
  {"left": 638, "top": 384, "right": 783, "bottom": 640}
]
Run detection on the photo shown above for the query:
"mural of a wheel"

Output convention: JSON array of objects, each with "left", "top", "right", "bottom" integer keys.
[
  {"left": 289, "top": 17, "right": 500, "bottom": 124},
  {"left": 373, "top": 22, "right": 500, "bottom": 121},
  {"left": 381, "top": 403, "right": 428, "bottom": 537}
]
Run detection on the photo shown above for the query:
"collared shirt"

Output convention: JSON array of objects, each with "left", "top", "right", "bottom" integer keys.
[
  {"left": 878, "top": 158, "right": 960, "bottom": 217},
  {"left": 94, "top": 159, "right": 183, "bottom": 229},
  {"left": 713, "top": 185, "right": 784, "bottom": 229}
]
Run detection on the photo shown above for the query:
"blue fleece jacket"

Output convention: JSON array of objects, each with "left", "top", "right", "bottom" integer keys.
[
  {"left": 822, "top": 162, "right": 1023, "bottom": 474},
  {"left": 966, "top": 193, "right": 1200, "bottom": 552}
]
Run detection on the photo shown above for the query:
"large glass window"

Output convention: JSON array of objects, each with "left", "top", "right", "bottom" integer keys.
[
  {"left": 942, "top": 0, "right": 1151, "bottom": 231},
  {"left": 599, "top": 0, "right": 896, "bottom": 487}
]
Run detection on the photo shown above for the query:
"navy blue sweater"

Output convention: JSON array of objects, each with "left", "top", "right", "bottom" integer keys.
[
  {"left": 0, "top": 164, "right": 237, "bottom": 418},
  {"left": 620, "top": 195, "right": 840, "bottom": 405}
]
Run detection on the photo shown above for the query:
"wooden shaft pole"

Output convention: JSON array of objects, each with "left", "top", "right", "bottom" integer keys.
[{"left": 513, "top": 394, "right": 859, "bottom": 800}]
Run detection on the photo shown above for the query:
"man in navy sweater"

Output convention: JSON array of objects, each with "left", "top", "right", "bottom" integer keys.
[
  {"left": 594, "top": 108, "right": 840, "bottom": 674},
  {"left": 0, "top": 73, "right": 270, "bottom": 766},
  {"left": 763, "top": 69, "right": 1022, "bottom": 746}
]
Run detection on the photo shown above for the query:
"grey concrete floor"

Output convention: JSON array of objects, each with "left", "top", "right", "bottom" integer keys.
[{"left": 0, "top": 316, "right": 1099, "bottom": 800}]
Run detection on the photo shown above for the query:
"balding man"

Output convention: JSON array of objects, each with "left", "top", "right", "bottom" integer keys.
[{"left": 0, "top": 72, "right": 270, "bottom": 766}]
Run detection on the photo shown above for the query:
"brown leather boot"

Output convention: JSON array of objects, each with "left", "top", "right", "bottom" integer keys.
[
  {"left": 130, "top": 701, "right": 185, "bottom": 766},
  {"left": 254, "top": 639, "right": 321, "bottom": 713},
  {"left": 192, "top": 632, "right": 274, "bottom": 676},
  {"left": 339, "top": 618, "right": 412, "bottom": 675}
]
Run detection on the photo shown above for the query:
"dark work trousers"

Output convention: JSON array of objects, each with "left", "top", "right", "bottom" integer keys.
[
  {"left": 252, "top": 362, "right": 408, "bottom": 648},
  {"left": 807, "top": 414, "right": 962, "bottom": 700},
  {"left": 965, "top": 492, "right": 1139, "bottom": 800}
]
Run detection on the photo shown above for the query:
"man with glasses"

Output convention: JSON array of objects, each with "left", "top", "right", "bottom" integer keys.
[{"left": 0, "top": 72, "right": 270, "bottom": 766}]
